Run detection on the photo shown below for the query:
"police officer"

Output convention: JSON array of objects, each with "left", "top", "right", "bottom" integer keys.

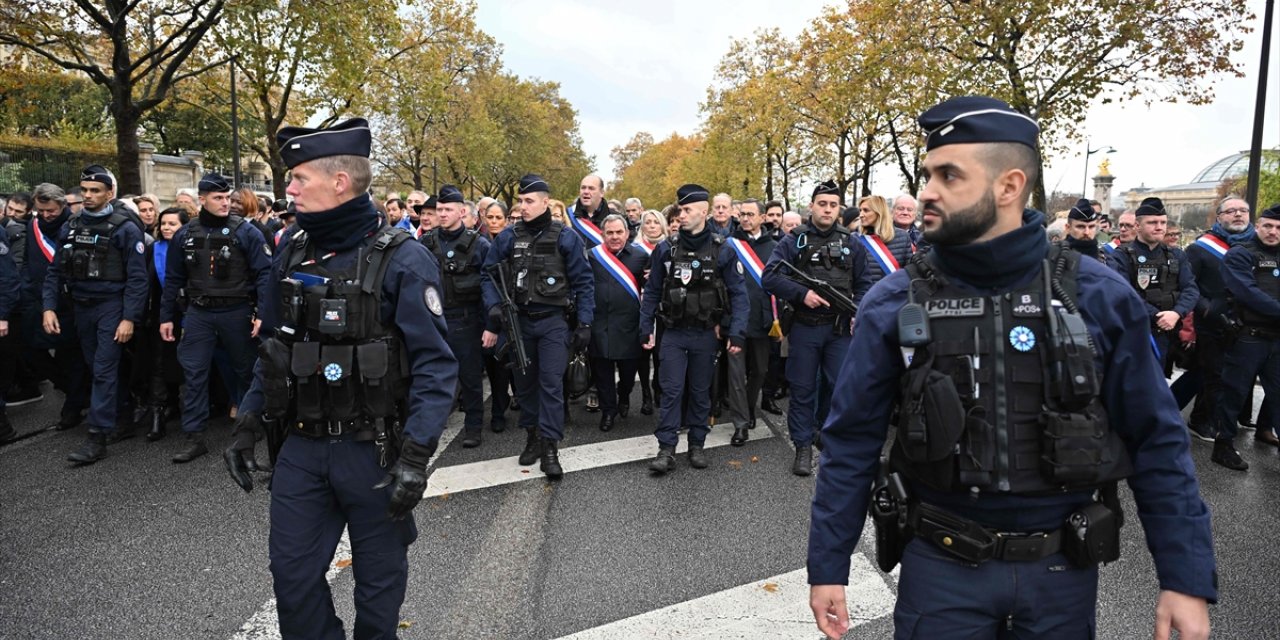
[
  {"left": 1061, "top": 198, "right": 1106, "bottom": 262},
  {"left": 639, "top": 184, "right": 748, "bottom": 474},
  {"left": 225, "top": 118, "right": 457, "bottom": 640},
  {"left": 763, "top": 181, "right": 871, "bottom": 477},
  {"left": 0, "top": 221, "right": 19, "bottom": 441},
  {"left": 159, "top": 173, "right": 271, "bottom": 462},
  {"left": 0, "top": 192, "right": 37, "bottom": 421},
  {"left": 481, "top": 174, "right": 595, "bottom": 480},
  {"left": 587, "top": 214, "right": 647, "bottom": 432},
  {"left": 725, "top": 198, "right": 777, "bottom": 445},
  {"left": 1207, "top": 203, "right": 1280, "bottom": 471},
  {"left": 421, "top": 184, "right": 490, "bottom": 448},
  {"left": 1111, "top": 197, "right": 1199, "bottom": 371},
  {"left": 42, "top": 165, "right": 149, "bottom": 465},
  {"left": 807, "top": 96, "right": 1214, "bottom": 640}
]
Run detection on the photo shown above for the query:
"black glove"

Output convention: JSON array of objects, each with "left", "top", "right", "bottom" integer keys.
[
  {"left": 572, "top": 324, "right": 592, "bottom": 353},
  {"left": 224, "top": 412, "right": 265, "bottom": 493},
  {"left": 373, "top": 437, "right": 437, "bottom": 520}
]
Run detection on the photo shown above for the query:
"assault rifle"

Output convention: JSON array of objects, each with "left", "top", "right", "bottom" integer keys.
[
  {"left": 764, "top": 259, "right": 859, "bottom": 317},
  {"left": 486, "top": 262, "right": 530, "bottom": 374}
]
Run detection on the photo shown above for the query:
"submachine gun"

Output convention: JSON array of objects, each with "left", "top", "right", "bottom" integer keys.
[
  {"left": 763, "top": 259, "right": 859, "bottom": 317},
  {"left": 486, "top": 262, "right": 531, "bottom": 375}
]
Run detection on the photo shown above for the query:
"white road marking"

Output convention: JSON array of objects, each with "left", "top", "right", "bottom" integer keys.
[
  {"left": 555, "top": 552, "right": 895, "bottom": 639},
  {"left": 425, "top": 422, "right": 774, "bottom": 497}
]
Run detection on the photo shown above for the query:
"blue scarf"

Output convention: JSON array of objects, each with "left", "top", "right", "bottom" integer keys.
[
  {"left": 931, "top": 209, "right": 1049, "bottom": 291},
  {"left": 1211, "top": 222, "right": 1255, "bottom": 246},
  {"left": 295, "top": 193, "right": 382, "bottom": 251}
]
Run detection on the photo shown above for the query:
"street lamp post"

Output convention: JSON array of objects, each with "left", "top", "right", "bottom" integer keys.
[{"left": 1083, "top": 139, "right": 1116, "bottom": 197}]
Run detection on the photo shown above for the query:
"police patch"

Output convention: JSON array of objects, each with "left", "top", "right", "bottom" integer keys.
[
  {"left": 925, "top": 297, "right": 984, "bottom": 318},
  {"left": 222, "top": 228, "right": 230, "bottom": 235},
  {"left": 424, "top": 286, "right": 443, "bottom": 316},
  {"left": 1009, "top": 326, "right": 1036, "bottom": 352},
  {"left": 1011, "top": 292, "right": 1042, "bottom": 317},
  {"left": 736, "top": 261, "right": 743, "bottom": 274},
  {"left": 691, "top": 260, "right": 701, "bottom": 269},
  {"left": 264, "top": 243, "right": 272, "bottom": 257},
  {"left": 135, "top": 241, "right": 145, "bottom": 254},
  {"left": 1137, "top": 255, "right": 1147, "bottom": 264},
  {"left": 323, "top": 363, "right": 343, "bottom": 382}
]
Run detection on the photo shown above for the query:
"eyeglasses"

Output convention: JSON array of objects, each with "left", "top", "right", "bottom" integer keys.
[
  {"left": 1118, "top": 223, "right": 1135, "bottom": 229},
  {"left": 1221, "top": 207, "right": 1250, "bottom": 215}
]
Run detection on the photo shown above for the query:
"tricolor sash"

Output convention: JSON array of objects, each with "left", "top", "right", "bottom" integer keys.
[
  {"left": 274, "top": 227, "right": 285, "bottom": 247},
  {"left": 31, "top": 218, "right": 56, "bottom": 263},
  {"left": 590, "top": 245, "right": 639, "bottom": 302},
  {"left": 1101, "top": 238, "right": 1120, "bottom": 254},
  {"left": 568, "top": 205, "right": 603, "bottom": 247},
  {"left": 633, "top": 238, "right": 656, "bottom": 255},
  {"left": 727, "top": 237, "right": 765, "bottom": 286},
  {"left": 1193, "top": 233, "right": 1229, "bottom": 261},
  {"left": 859, "top": 234, "right": 900, "bottom": 274}
]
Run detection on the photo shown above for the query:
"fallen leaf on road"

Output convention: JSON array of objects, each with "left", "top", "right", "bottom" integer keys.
[
  {"left": 335, "top": 559, "right": 352, "bottom": 569},
  {"left": 750, "top": 456, "right": 760, "bottom": 463},
  {"left": 727, "top": 460, "right": 743, "bottom": 469},
  {"left": 439, "top": 493, "right": 450, "bottom": 500},
  {"left": 762, "top": 582, "right": 779, "bottom": 593},
  {"left": 398, "top": 620, "right": 414, "bottom": 630}
]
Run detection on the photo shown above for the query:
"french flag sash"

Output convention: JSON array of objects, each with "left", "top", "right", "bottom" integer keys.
[
  {"left": 568, "top": 205, "right": 603, "bottom": 247},
  {"left": 274, "top": 227, "right": 286, "bottom": 247},
  {"left": 31, "top": 218, "right": 56, "bottom": 263},
  {"left": 1193, "top": 233, "right": 1229, "bottom": 261},
  {"left": 727, "top": 237, "right": 765, "bottom": 286},
  {"left": 859, "top": 234, "right": 900, "bottom": 274},
  {"left": 633, "top": 238, "right": 656, "bottom": 255},
  {"left": 1101, "top": 238, "right": 1120, "bottom": 254},
  {"left": 590, "top": 245, "right": 639, "bottom": 302}
]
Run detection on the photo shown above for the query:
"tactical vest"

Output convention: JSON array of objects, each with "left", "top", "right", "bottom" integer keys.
[
  {"left": 270, "top": 226, "right": 412, "bottom": 425},
  {"left": 795, "top": 224, "right": 854, "bottom": 316},
  {"left": 2, "top": 218, "right": 25, "bottom": 268},
  {"left": 1234, "top": 241, "right": 1280, "bottom": 330},
  {"left": 660, "top": 235, "right": 726, "bottom": 329},
  {"left": 60, "top": 211, "right": 129, "bottom": 282},
  {"left": 182, "top": 216, "right": 253, "bottom": 300},
  {"left": 1121, "top": 243, "right": 1180, "bottom": 310},
  {"left": 510, "top": 220, "right": 569, "bottom": 307},
  {"left": 422, "top": 228, "right": 483, "bottom": 307},
  {"left": 891, "top": 247, "right": 1132, "bottom": 496}
]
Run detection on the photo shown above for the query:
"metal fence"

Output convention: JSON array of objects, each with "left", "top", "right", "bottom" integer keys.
[{"left": 0, "top": 142, "right": 114, "bottom": 197}]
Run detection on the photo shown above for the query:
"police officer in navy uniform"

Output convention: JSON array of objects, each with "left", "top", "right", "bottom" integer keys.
[
  {"left": 42, "top": 165, "right": 149, "bottom": 465},
  {"left": 1110, "top": 197, "right": 1199, "bottom": 371},
  {"left": 421, "top": 184, "right": 490, "bottom": 448},
  {"left": 0, "top": 222, "right": 19, "bottom": 441},
  {"left": 763, "top": 181, "right": 871, "bottom": 477},
  {"left": 587, "top": 213, "right": 647, "bottom": 432},
  {"left": 1062, "top": 198, "right": 1107, "bottom": 263},
  {"left": 639, "top": 184, "right": 748, "bottom": 474},
  {"left": 1207, "top": 203, "right": 1280, "bottom": 471},
  {"left": 225, "top": 118, "right": 457, "bottom": 640},
  {"left": 481, "top": 174, "right": 595, "bottom": 480},
  {"left": 159, "top": 172, "right": 271, "bottom": 463},
  {"left": 807, "top": 97, "right": 1215, "bottom": 640}
]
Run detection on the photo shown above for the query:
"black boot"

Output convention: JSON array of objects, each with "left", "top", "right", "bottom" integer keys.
[
  {"left": 56, "top": 406, "right": 84, "bottom": 430},
  {"left": 490, "top": 412, "right": 507, "bottom": 433},
  {"left": 67, "top": 431, "right": 107, "bottom": 465},
  {"left": 649, "top": 445, "right": 676, "bottom": 474},
  {"left": 461, "top": 428, "right": 483, "bottom": 448},
  {"left": 172, "top": 433, "right": 208, "bottom": 463},
  {"left": 1211, "top": 438, "right": 1248, "bottom": 471},
  {"left": 540, "top": 438, "right": 563, "bottom": 479},
  {"left": 688, "top": 445, "right": 709, "bottom": 469},
  {"left": 792, "top": 445, "right": 813, "bottom": 476},
  {"left": 761, "top": 397, "right": 782, "bottom": 415},
  {"left": 617, "top": 399, "right": 630, "bottom": 418},
  {"left": 518, "top": 429, "right": 542, "bottom": 466},
  {"left": 731, "top": 426, "right": 749, "bottom": 447},
  {"left": 640, "top": 389, "right": 654, "bottom": 415},
  {"left": 599, "top": 413, "right": 616, "bottom": 432},
  {"left": 0, "top": 411, "right": 15, "bottom": 443},
  {"left": 146, "top": 406, "right": 168, "bottom": 442}
]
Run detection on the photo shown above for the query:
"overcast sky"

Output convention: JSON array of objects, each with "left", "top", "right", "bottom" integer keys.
[{"left": 476, "top": 0, "right": 1279, "bottom": 202}]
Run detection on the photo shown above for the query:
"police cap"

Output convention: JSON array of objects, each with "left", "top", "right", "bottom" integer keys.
[
  {"left": 198, "top": 172, "right": 232, "bottom": 194},
  {"left": 1067, "top": 198, "right": 1098, "bottom": 222},
  {"left": 276, "top": 117, "right": 372, "bottom": 170},
  {"left": 676, "top": 184, "right": 709, "bottom": 205},
  {"left": 412, "top": 195, "right": 438, "bottom": 214},
  {"left": 437, "top": 184, "right": 464, "bottom": 204},
  {"left": 918, "top": 96, "right": 1040, "bottom": 151},
  {"left": 518, "top": 174, "right": 550, "bottom": 195},
  {"left": 1260, "top": 203, "right": 1280, "bottom": 221},
  {"left": 80, "top": 164, "right": 114, "bottom": 189},
  {"left": 1135, "top": 197, "right": 1166, "bottom": 217},
  {"left": 811, "top": 180, "right": 841, "bottom": 202}
]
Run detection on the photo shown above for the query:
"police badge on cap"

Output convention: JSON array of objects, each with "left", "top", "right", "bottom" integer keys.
[{"left": 1067, "top": 198, "right": 1098, "bottom": 222}]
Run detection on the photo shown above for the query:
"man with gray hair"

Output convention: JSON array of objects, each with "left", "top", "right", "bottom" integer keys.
[
  {"left": 624, "top": 197, "right": 643, "bottom": 224},
  {"left": 710, "top": 192, "right": 736, "bottom": 236},
  {"left": 892, "top": 194, "right": 925, "bottom": 250}
]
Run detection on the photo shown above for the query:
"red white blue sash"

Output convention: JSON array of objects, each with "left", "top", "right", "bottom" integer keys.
[
  {"left": 859, "top": 234, "right": 900, "bottom": 274},
  {"left": 728, "top": 237, "right": 765, "bottom": 286},
  {"left": 1193, "top": 233, "right": 1229, "bottom": 261},
  {"left": 590, "top": 245, "right": 639, "bottom": 301},
  {"left": 31, "top": 218, "right": 56, "bottom": 263},
  {"left": 1101, "top": 238, "right": 1120, "bottom": 254},
  {"left": 633, "top": 238, "right": 656, "bottom": 255},
  {"left": 568, "top": 205, "right": 603, "bottom": 247},
  {"left": 274, "top": 227, "right": 285, "bottom": 247}
]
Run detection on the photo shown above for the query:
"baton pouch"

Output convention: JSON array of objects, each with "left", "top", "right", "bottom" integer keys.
[
  {"left": 320, "top": 345, "right": 356, "bottom": 418},
  {"left": 358, "top": 342, "right": 392, "bottom": 416},
  {"left": 1062, "top": 502, "right": 1120, "bottom": 568},
  {"left": 291, "top": 342, "right": 324, "bottom": 421}
]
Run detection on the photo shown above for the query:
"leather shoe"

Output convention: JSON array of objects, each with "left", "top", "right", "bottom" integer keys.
[
  {"left": 517, "top": 429, "right": 542, "bottom": 466},
  {"left": 1255, "top": 429, "right": 1280, "bottom": 447},
  {"left": 490, "top": 413, "right": 507, "bottom": 433},
  {"left": 792, "top": 445, "right": 813, "bottom": 476},
  {"left": 649, "top": 445, "right": 676, "bottom": 474},
  {"left": 599, "top": 413, "right": 615, "bottom": 432},
  {"left": 761, "top": 398, "right": 782, "bottom": 415},
  {"left": 172, "top": 434, "right": 208, "bottom": 463},
  {"left": 68, "top": 432, "right": 107, "bottom": 465},
  {"left": 461, "top": 429, "right": 482, "bottom": 448},
  {"left": 730, "top": 426, "right": 749, "bottom": 447},
  {"left": 640, "top": 398, "right": 654, "bottom": 415},
  {"left": 617, "top": 400, "right": 630, "bottom": 418},
  {"left": 1211, "top": 439, "right": 1248, "bottom": 471},
  {"left": 688, "top": 445, "right": 709, "bottom": 469}
]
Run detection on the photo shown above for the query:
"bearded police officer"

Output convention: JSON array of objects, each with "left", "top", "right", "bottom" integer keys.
[
  {"left": 763, "top": 181, "right": 871, "bottom": 476},
  {"left": 43, "top": 165, "right": 149, "bottom": 465},
  {"left": 639, "top": 184, "right": 748, "bottom": 474},
  {"left": 808, "top": 97, "right": 1214, "bottom": 640},
  {"left": 421, "top": 184, "right": 490, "bottom": 448},
  {"left": 1111, "top": 197, "right": 1199, "bottom": 370},
  {"left": 225, "top": 118, "right": 458, "bottom": 640},
  {"left": 159, "top": 172, "right": 271, "bottom": 463},
  {"left": 481, "top": 174, "right": 595, "bottom": 480},
  {"left": 1062, "top": 198, "right": 1106, "bottom": 262}
]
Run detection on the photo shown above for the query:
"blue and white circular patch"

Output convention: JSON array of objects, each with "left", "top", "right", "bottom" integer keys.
[
  {"left": 446, "top": 250, "right": 455, "bottom": 258},
  {"left": 841, "top": 247, "right": 850, "bottom": 255},
  {"left": 546, "top": 276, "right": 556, "bottom": 285},
  {"left": 222, "top": 228, "right": 230, "bottom": 235},
  {"left": 1137, "top": 255, "right": 1147, "bottom": 263},
  {"left": 135, "top": 241, "right": 145, "bottom": 254},
  {"left": 691, "top": 260, "right": 701, "bottom": 269},
  {"left": 1273, "top": 269, "right": 1278, "bottom": 277},
  {"left": 323, "top": 363, "right": 343, "bottom": 382},
  {"left": 1009, "top": 326, "right": 1036, "bottom": 352}
]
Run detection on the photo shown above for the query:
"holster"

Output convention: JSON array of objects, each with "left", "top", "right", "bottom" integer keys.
[
  {"left": 870, "top": 462, "right": 910, "bottom": 572},
  {"left": 262, "top": 414, "right": 286, "bottom": 467}
]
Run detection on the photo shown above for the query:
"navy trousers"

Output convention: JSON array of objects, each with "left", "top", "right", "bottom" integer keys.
[
  {"left": 444, "top": 309, "right": 485, "bottom": 432},
  {"left": 73, "top": 298, "right": 125, "bottom": 433},
  {"left": 655, "top": 327, "right": 718, "bottom": 447},
  {"left": 269, "top": 434, "right": 417, "bottom": 640},
  {"left": 590, "top": 356, "right": 638, "bottom": 416},
  {"left": 511, "top": 313, "right": 569, "bottom": 441},
  {"left": 785, "top": 322, "right": 849, "bottom": 447},
  {"left": 1213, "top": 334, "right": 1280, "bottom": 441},
  {"left": 177, "top": 305, "right": 257, "bottom": 433}
]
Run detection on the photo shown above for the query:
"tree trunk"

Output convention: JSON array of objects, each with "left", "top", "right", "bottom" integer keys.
[
  {"left": 113, "top": 104, "right": 143, "bottom": 195},
  {"left": 1033, "top": 171, "right": 1046, "bottom": 213},
  {"left": 266, "top": 134, "right": 288, "bottom": 199}
]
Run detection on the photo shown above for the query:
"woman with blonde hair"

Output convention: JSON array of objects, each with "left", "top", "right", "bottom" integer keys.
[
  {"left": 548, "top": 199, "right": 568, "bottom": 225},
  {"left": 857, "top": 195, "right": 913, "bottom": 285},
  {"left": 635, "top": 208, "right": 668, "bottom": 255}
]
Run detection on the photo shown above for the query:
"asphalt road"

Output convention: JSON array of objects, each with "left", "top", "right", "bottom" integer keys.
[{"left": 2, "top": 379, "right": 1279, "bottom": 639}]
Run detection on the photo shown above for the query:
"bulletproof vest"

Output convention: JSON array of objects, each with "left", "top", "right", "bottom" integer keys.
[
  {"left": 1121, "top": 243, "right": 1180, "bottom": 310},
  {"left": 181, "top": 216, "right": 253, "bottom": 300},
  {"left": 272, "top": 225, "right": 412, "bottom": 423},
  {"left": 510, "top": 221, "right": 569, "bottom": 307},
  {"left": 795, "top": 224, "right": 854, "bottom": 314},
  {"left": 422, "top": 228, "right": 483, "bottom": 307},
  {"left": 1234, "top": 241, "right": 1280, "bottom": 329},
  {"left": 60, "top": 211, "right": 129, "bottom": 282},
  {"left": 660, "top": 235, "right": 726, "bottom": 329},
  {"left": 890, "top": 247, "right": 1132, "bottom": 496}
]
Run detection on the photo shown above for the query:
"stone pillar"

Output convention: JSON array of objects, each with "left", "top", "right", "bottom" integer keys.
[
  {"left": 138, "top": 143, "right": 156, "bottom": 195},
  {"left": 1093, "top": 174, "right": 1116, "bottom": 218},
  {"left": 248, "top": 160, "right": 268, "bottom": 188},
  {"left": 182, "top": 150, "right": 204, "bottom": 192}
]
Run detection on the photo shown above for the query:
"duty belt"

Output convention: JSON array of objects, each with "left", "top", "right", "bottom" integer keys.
[
  {"left": 519, "top": 308, "right": 562, "bottom": 320},
  {"left": 907, "top": 502, "right": 1062, "bottom": 564},
  {"left": 292, "top": 418, "right": 378, "bottom": 440},
  {"left": 190, "top": 295, "right": 250, "bottom": 309},
  {"left": 1242, "top": 326, "right": 1280, "bottom": 340}
]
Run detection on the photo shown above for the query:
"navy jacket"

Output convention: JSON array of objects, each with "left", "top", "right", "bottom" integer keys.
[
  {"left": 1186, "top": 228, "right": 1248, "bottom": 333},
  {"left": 1222, "top": 241, "right": 1280, "bottom": 322},
  {"left": 762, "top": 224, "right": 872, "bottom": 312},
  {"left": 808, "top": 210, "right": 1217, "bottom": 603},
  {"left": 588, "top": 243, "right": 647, "bottom": 360},
  {"left": 858, "top": 228, "right": 914, "bottom": 287},
  {"left": 0, "top": 226, "right": 19, "bottom": 319},
  {"left": 480, "top": 217, "right": 595, "bottom": 327},
  {"left": 638, "top": 230, "right": 749, "bottom": 341},
  {"left": 159, "top": 213, "right": 273, "bottom": 326},
  {"left": 727, "top": 228, "right": 777, "bottom": 339},
  {"left": 240, "top": 222, "right": 458, "bottom": 447},
  {"left": 422, "top": 226, "right": 490, "bottom": 319},
  {"left": 42, "top": 204, "right": 149, "bottom": 323},
  {"left": 1110, "top": 240, "right": 1200, "bottom": 319}
]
